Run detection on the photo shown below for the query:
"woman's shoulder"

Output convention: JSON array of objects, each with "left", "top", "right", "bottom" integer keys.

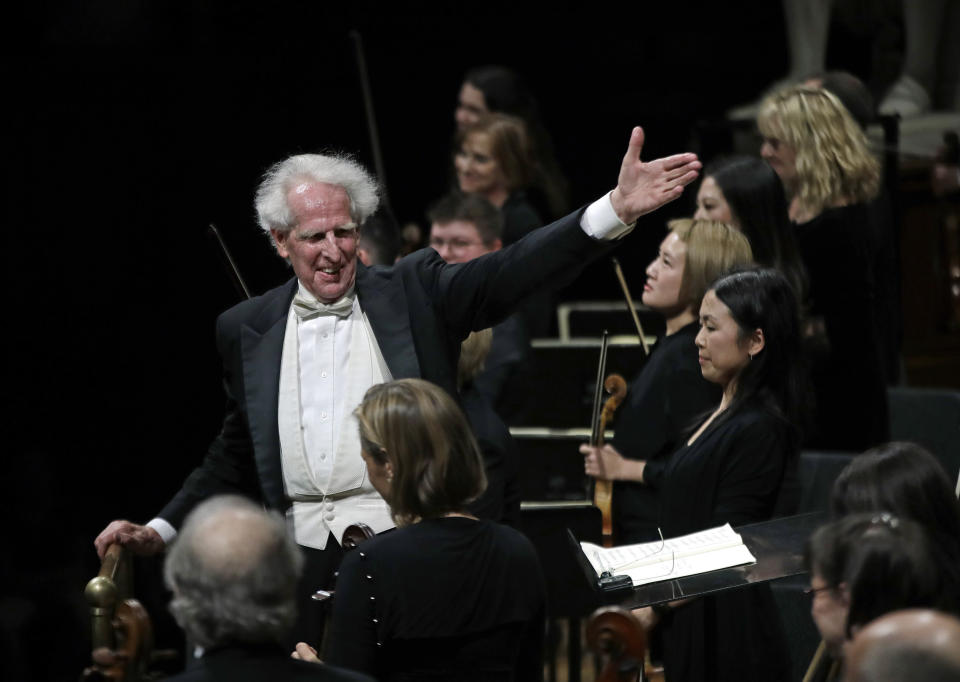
[
  {"left": 486, "top": 519, "right": 539, "bottom": 556},
  {"left": 705, "top": 404, "right": 792, "bottom": 444},
  {"left": 797, "top": 202, "right": 872, "bottom": 235},
  {"left": 354, "top": 518, "right": 536, "bottom": 563},
  {"left": 657, "top": 325, "right": 702, "bottom": 369}
]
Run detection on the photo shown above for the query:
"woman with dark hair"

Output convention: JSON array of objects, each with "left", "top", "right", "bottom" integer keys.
[
  {"left": 831, "top": 441, "right": 960, "bottom": 616},
  {"left": 801, "top": 442, "right": 960, "bottom": 680},
  {"left": 581, "top": 218, "right": 753, "bottom": 543},
  {"left": 831, "top": 442, "right": 960, "bottom": 540},
  {"left": 455, "top": 65, "right": 568, "bottom": 218},
  {"left": 694, "top": 155, "right": 807, "bottom": 301},
  {"left": 313, "top": 379, "right": 545, "bottom": 681},
  {"left": 805, "top": 514, "right": 958, "bottom": 670},
  {"left": 629, "top": 267, "right": 803, "bottom": 682}
]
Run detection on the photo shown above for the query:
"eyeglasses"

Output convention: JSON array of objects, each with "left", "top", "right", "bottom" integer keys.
[
  {"left": 429, "top": 238, "right": 485, "bottom": 254},
  {"left": 597, "top": 528, "right": 678, "bottom": 582}
]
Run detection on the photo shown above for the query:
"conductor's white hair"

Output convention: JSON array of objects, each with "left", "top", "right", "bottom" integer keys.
[{"left": 255, "top": 153, "right": 380, "bottom": 236}]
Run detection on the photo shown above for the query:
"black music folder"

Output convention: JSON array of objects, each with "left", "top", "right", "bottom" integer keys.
[{"left": 568, "top": 512, "right": 826, "bottom": 608}]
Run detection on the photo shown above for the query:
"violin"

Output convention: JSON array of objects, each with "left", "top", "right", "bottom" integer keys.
[{"left": 589, "top": 330, "right": 627, "bottom": 548}]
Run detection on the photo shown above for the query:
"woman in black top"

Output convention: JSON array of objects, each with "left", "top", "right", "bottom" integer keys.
[
  {"left": 582, "top": 218, "right": 753, "bottom": 543},
  {"left": 307, "top": 379, "right": 545, "bottom": 681},
  {"left": 631, "top": 267, "right": 804, "bottom": 682},
  {"left": 758, "top": 85, "right": 891, "bottom": 450}
]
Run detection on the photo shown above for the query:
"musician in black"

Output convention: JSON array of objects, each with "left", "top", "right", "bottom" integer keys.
[
  {"left": 300, "top": 379, "right": 544, "bottom": 680},
  {"left": 581, "top": 218, "right": 753, "bottom": 543},
  {"left": 634, "top": 268, "right": 803, "bottom": 682}
]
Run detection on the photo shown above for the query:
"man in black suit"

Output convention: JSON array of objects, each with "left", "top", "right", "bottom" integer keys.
[
  {"left": 163, "top": 495, "right": 371, "bottom": 682},
  {"left": 95, "top": 127, "right": 699, "bottom": 634}
]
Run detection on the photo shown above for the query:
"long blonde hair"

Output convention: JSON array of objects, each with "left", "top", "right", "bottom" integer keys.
[{"left": 758, "top": 86, "right": 880, "bottom": 218}]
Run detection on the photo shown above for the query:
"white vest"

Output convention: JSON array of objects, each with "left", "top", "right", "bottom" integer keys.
[{"left": 277, "top": 294, "right": 395, "bottom": 549}]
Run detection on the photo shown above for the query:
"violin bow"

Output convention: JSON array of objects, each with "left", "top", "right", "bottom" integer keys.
[
  {"left": 207, "top": 223, "right": 252, "bottom": 301},
  {"left": 611, "top": 257, "right": 649, "bottom": 356},
  {"left": 349, "top": 30, "right": 391, "bottom": 211}
]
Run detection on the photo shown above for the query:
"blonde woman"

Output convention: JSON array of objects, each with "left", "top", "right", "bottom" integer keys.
[
  {"left": 757, "top": 85, "right": 891, "bottom": 451},
  {"left": 315, "top": 379, "right": 545, "bottom": 681}
]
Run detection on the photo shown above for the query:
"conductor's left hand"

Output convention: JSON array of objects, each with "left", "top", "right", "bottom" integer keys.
[{"left": 609, "top": 127, "right": 701, "bottom": 225}]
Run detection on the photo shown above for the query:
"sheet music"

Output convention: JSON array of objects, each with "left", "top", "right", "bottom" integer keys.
[{"left": 581, "top": 523, "right": 757, "bottom": 587}]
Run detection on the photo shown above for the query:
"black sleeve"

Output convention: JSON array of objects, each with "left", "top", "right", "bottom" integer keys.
[
  {"left": 515, "top": 595, "right": 546, "bottom": 682},
  {"left": 423, "top": 209, "right": 613, "bottom": 338},
  {"left": 324, "top": 550, "right": 380, "bottom": 676},
  {"left": 467, "top": 436, "right": 507, "bottom": 523},
  {"left": 712, "top": 416, "right": 789, "bottom": 527},
  {"left": 158, "top": 313, "right": 261, "bottom": 528}
]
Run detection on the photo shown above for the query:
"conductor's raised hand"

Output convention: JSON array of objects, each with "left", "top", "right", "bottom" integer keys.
[
  {"left": 94, "top": 520, "right": 165, "bottom": 559},
  {"left": 609, "top": 127, "right": 701, "bottom": 225}
]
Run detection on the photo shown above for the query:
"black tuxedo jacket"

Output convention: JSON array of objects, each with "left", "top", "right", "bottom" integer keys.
[{"left": 159, "top": 210, "right": 611, "bottom": 528}]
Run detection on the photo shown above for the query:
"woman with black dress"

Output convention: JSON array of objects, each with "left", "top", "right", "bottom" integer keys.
[
  {"left": 632, "top": 267, "right": 804, "bottom": 682},
  {"left": 581, "top": 218, "right": 753, "bottom": 544},
  {"left": 758, "top": 86, "right": 892, "bottom": 450},
  {"left": 305, "top": 378, "right": 545, "bottom": 681}
]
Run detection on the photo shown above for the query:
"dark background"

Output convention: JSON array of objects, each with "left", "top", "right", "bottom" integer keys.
[{"left": 4, "top": 1, "right": 904, "bottom": 679}]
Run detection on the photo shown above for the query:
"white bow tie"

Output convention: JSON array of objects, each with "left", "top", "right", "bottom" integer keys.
[{"left": 293, "top": 287, "right": 355, "bottom": 320}]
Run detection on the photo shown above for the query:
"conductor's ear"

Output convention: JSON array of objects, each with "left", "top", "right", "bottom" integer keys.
[{"left": 272, "top": 229, "right": 291, "bottom": 259}]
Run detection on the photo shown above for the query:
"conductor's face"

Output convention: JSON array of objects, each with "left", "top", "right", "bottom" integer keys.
[{"left": 272, "top": 181, "right": 358, "bottom": 303}]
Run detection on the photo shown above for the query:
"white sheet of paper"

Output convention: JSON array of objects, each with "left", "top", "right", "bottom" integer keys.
[{"left": 580, "top": 523, "right": 757, "bottom": 586}]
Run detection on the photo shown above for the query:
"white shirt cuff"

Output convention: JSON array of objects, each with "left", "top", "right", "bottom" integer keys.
[
  {"left": 581, "top": 191, "right": 635, "bottom": 241},
  {"left": 147, "top": 517, "right": 177, "bottom": 546}
]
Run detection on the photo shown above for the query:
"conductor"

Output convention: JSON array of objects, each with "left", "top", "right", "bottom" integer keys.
[{"left": 94, "top": 127, "right": 700, "bottom": 640}]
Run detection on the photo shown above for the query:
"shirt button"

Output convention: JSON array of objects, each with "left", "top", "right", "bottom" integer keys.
[
  {"left": 326, "top": 502, "right": 334, "bottom": 511},
  {"left": 320, "top": 453, "right": 326, "bottom": 461},
  {"left": 325, "top": 513, "right": 335, "bottom": 521},
  {"left": 321, "top": 411, "right": 328, "bottom": 420},
  {"left": 321, "top": 371, "right": 328, "bottom": 378},
  {"left": 322, "top": 333, "right": 329, "bottom": 339}
]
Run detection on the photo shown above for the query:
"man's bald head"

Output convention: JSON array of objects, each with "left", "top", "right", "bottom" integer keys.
[
  {"left": 844, "top": 609, "right": 960, "bottom": 682},
  {"left": 164, "top": 496, "right": 304, "bottom": 648},
  {"left": 185, "top": 498, "right": 285, "bottom": 578}
]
